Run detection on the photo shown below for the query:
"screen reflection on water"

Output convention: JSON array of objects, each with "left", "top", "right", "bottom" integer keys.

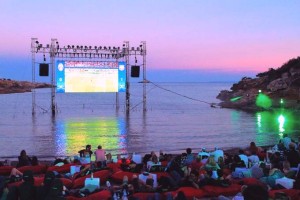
[{"left": 55, "top": 117, "right": 127, "bottom": 158}]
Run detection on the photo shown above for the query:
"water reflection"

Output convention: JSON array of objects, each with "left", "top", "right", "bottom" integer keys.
[
  {"left": 55, "top": 117, "right": 127, "bottom": 157},
  {"left": 255, "top": 109, "right": 298, "bottom": 146}
]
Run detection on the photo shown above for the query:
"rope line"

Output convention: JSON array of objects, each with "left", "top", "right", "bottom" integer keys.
[
  {"left": 148, "top": 80, "right": 216, "bottom": 106},
  {"left": 129, "top": 80, "right": 218, "bottom": 110}
]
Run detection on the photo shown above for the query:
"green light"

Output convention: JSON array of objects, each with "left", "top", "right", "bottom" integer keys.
[
  {"left": 280, "top": 99, "right": 284, "bottom": 104},
  {"left": 278, "top": 114, "right": 285, "bottom": 124},
  {"left": 230, "top": 96, "right": 242, "bottom": 102},
  {"left": 258, "top": 90, "right": 262, "bottom": 93},
  {"left": 278, "top": 114, "right": 285, "bottom": 134},
  {"left": 255, "top": 93, "right": 272, "bottom": 109}
]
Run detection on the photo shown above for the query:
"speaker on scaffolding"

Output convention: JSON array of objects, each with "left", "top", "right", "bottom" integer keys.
[
  {"left": 131, "top": 65, "right": 140, "bottom": 77},
  {"left": 39, "top": 63, "right": 49, "bottom": 76}
]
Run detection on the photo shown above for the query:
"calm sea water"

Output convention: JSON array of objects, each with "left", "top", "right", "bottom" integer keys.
[{"left": 1, "top": 82, "right": 300, "bottom": 159}]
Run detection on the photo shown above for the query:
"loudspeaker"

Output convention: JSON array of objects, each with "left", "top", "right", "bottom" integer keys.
[
  {"left": 39, "top": 64, "right": 49, "bottom": 76},
  {"left": 131, "top": 65, "right": 140, "bottom": 77}
]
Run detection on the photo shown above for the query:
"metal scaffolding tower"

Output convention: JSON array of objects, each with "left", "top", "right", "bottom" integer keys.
[{"left": 31, "top": 38, "right": 147, "bottom": 115}]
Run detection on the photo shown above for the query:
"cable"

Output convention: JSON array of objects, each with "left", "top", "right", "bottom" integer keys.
[
  {"left": 148, "top": 80, "right": 217, "bottom": 106},
  {"left": 129, "top": 80, "right": 219, "bottom": 110}
]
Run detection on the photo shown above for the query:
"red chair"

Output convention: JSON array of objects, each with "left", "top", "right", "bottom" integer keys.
[
  {"left": 17, "top": 165, "right": 47, "bottom": 174},
  {"left": 47, "top": 163, "right": 74, "bottom": 174},
  {"left": 110, "top": 171, "right": 136, "bottom": 184},
  {"left": 72, "top": 170, "right": 110, "bottom": 189},
  {"left": 203, "top": 184, "right": 242, "bottom": 197},
  {"left": 66, "top": 189, "right": 111, "bottom": 200},
  {"left": 170, "top": 187, "right": 207, "bottom": 200},
  {"left": 0, "top": 166, "right": 14, "bottom": 176},
  {"left": 132, "top": 192, "right": 164, "bottom": 200},
  {"left": 269, "top": 189, "right": 300, "bottom": 200}
]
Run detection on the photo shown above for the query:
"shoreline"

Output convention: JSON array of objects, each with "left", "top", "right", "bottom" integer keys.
[{"left": 1, "top": 145, "right": 274, "bottom": 167}]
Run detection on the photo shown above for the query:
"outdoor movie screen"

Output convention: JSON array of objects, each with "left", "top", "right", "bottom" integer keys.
[{"left": 56, "top": 60, "right": 126, "bottom": 93}]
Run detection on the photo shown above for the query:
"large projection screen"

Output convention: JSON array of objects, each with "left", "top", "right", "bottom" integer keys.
[{"left": 56, "top": 61, "right": 126, "bottom": 93}]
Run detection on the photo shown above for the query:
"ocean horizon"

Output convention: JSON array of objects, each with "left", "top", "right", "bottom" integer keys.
[{"left": 1, "top": 82, "right": 299, "bottom": 160}]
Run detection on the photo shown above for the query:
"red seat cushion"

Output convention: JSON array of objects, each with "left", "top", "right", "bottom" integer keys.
[
  {"left": 269, "top": 189, "right": 300, "bottom": 200},
  {"left": 47, "top": 163, "right": 74, "bottom": 174},
  {"left": 107, "top": 163, "right": 121, "bottom": 173},
  {"left": 72, "top": 170, "right": 110, "bottom": 189},
  {"left": 203, "top": 184, "right": 242, "bottom": 197},
  {"left": 0, "top": 166, "right": 14, "bottom": 176},
  {"left": 132, "top": 192, "right": 163, "bottom": 200},
  {"left": 171, "top": 187, "right": 206, "bottom": 200},
  {"left": 66, "top": 190, "right": 111, "bottom": 200},
  {"left": 150, "top": 172, "right": 170, "bottom": 180},
  {"left": 17, "top": 165, "right": 47, "bottom": 174},
  {"left": 60, "top": 177, "right": 73, "bottom": 189},
  {"left": 110, "top": 171, "right": 136, "bottom": 184},
  {"left": 7, "top": 177, "right": 44, "bottom": 188}
]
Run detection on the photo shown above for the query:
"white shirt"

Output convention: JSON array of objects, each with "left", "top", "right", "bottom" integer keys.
[{"left": 239, "top": 154, "right": 249, "bottom": 168}]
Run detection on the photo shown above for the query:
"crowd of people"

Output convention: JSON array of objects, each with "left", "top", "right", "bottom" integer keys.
[{"left": 0, "top": 136, "right": 300, "bottom": 200}]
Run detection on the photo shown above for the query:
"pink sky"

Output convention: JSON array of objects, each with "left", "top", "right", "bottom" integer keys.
[{"left": 0, "top": 0, "right": 299, "bottom": 80}]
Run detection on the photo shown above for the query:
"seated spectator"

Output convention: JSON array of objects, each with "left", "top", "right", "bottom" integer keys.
[
  {"left": 285, "top": 142, "right": 300, "bottom": 168},
  {"left": 106, "top": 153, "right": 113, "bottom": 164},
  {"left": 78, "top": 145, "right": 93, "bottom": 158},
  {"left": 248, "top": 151, "right": 260, "bottom": 167},
  {"left": 211, "top": 147, "right": 224, "bottom": 162},
  {"left": 238, "top": 149, "right": 249, "bottom": 168},
  {"left": 190, "top": 157, "right": 203, "bottom": 171},
  {"left": 19, "top": 170, "right": 36, "bottom": 200},
  {"left": 17, "top": 150, "right": 31, "bottom": 167},
  {"left": 159, "top": 150, "right": 167, "bottom": 162},
  {"left": 250, "top": 162, "right": 264, "bottom": 179},
  {"left": 230, "top": 155, "right": 246, "bottom": 172},
  {"left": 259, "top": 166, "right": 284, "bottom": 189},
  {"left": 282, "top": 160, "right": 296, "bottom": 179},
  {"left": 242, "top": 184, "right": 269, "bottom": 200},
  {"left": 183, "top": 148, "right": 195, "bottom": 166},
  {"left": 94, "top": 145, "right": 106, "bottom": 168},
  {"left": 147, "top": 154, "right": 161, "bottom": 171},
  {"left": 128, "top": 174, "right": 145, "bottom": 193},
  {"left": 45, "top": 179, "right": 66, "bottom": 200},
  {"left": 203, "top": 156, "right": 220, "bottom": 173},
  {"left": 281, "top": 133, "right": 292, "bottom": 150},
  {"left": 180, "top": 169, "right": 199, "bottom": 189},
  {"left": 36, "top": 171, "right": 56, "bottom": 200},
  {"left": 31, "top": 156, "right": 39, "bottom": 166}
]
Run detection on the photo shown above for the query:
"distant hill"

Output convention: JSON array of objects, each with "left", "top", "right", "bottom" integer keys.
[
  {"left": 0, "top": 78, "right": 52, "bottom": 94},
  {"left": 217, "top": 56, "right": 300, "bottom": 111}
]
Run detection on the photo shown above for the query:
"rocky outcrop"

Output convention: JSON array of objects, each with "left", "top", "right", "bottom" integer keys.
[
  {"left": 0, "top": 78, "right": 52, "bottom": 94},
  {"left": 217, "top": 57, "right": 300, "bottom": 111}
]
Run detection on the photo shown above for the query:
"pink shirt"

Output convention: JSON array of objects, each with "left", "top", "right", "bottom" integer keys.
[{"left": 95, "top": 149, "right": 106, "bottom": 162}]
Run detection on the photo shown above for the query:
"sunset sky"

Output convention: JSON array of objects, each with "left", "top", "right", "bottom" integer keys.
[{"left": 0, "top": 0, "right": 299, "bottom": 82}]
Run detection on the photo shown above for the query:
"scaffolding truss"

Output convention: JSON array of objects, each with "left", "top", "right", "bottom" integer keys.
[{"left": 31, "top": 38, "right": 147, "bottom": 115}]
